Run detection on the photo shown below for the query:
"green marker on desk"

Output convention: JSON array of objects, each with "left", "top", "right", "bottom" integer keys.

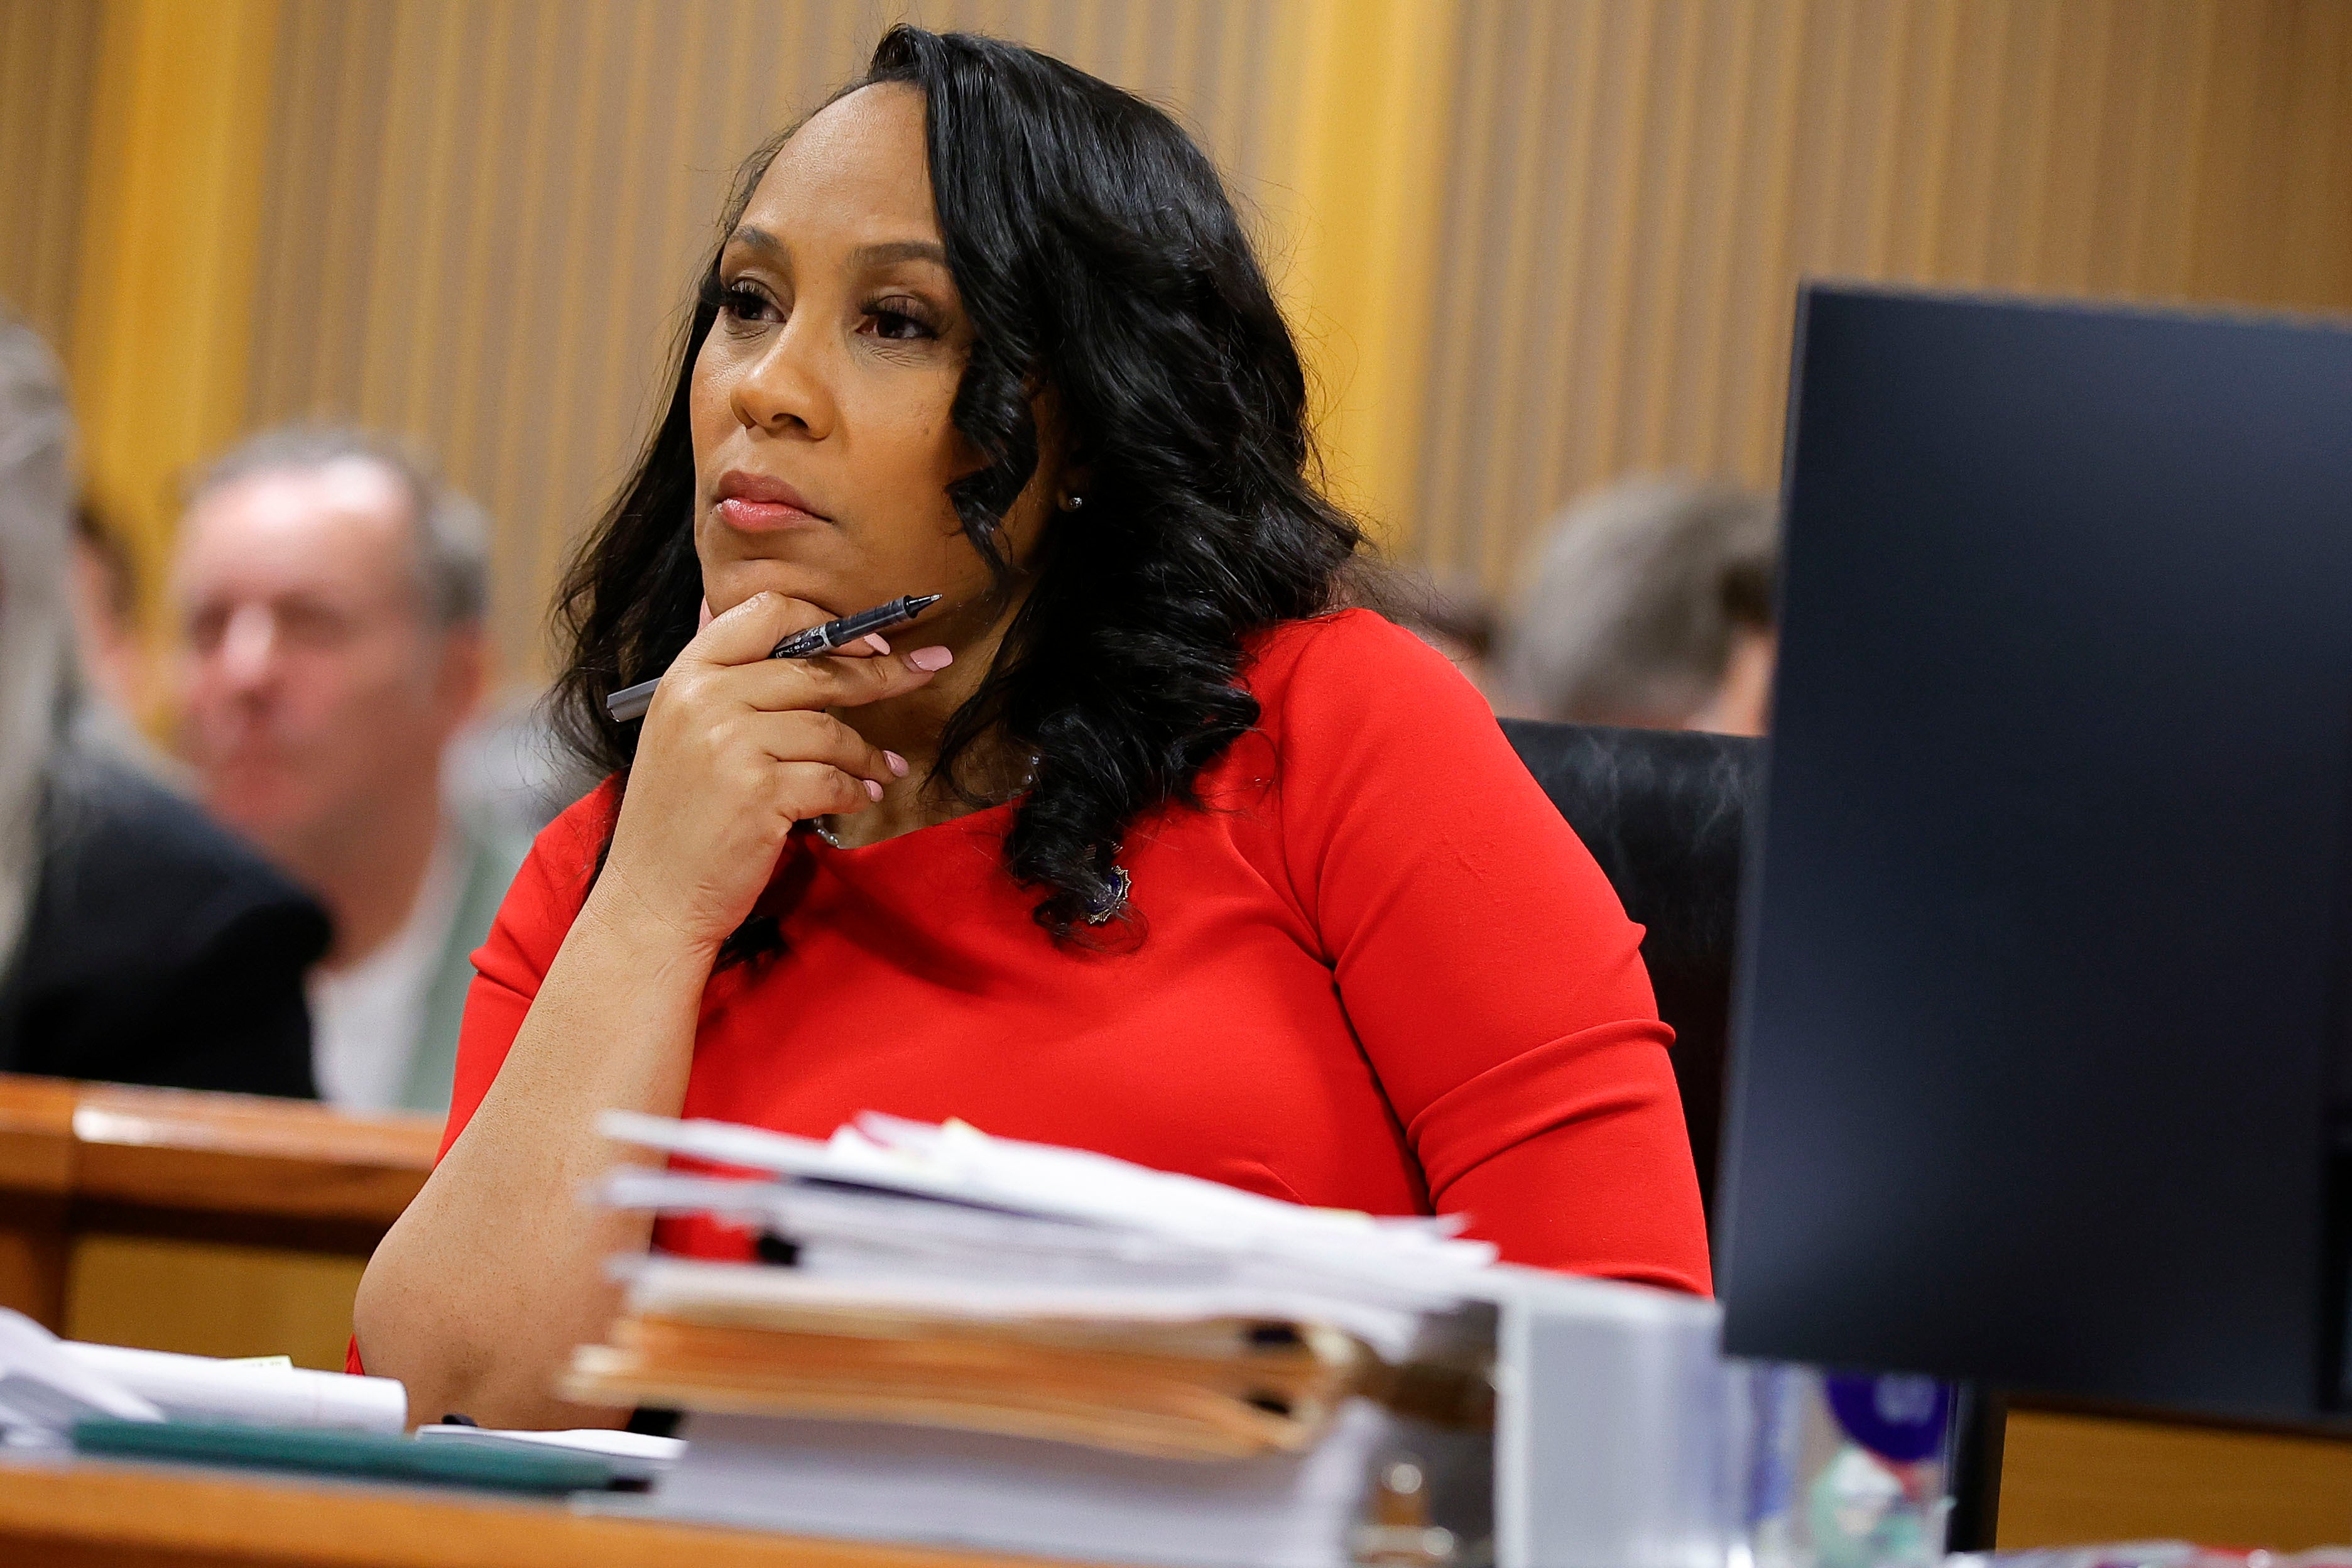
[{"left": 71, "top": 1418, "right": 618, "bottom": 1495}]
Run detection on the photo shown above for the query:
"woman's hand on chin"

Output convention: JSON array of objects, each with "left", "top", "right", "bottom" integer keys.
[{"left": 594, "top": 591, "right": 947, "bottom": 953}]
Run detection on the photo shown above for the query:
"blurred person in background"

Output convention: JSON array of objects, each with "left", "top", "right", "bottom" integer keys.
[
  {"left": 0, "top": 313, "right": 327, "bottom": 1094},
  {"left": 1501, "top": 476, "right": 1778, "bottom": 736},
  {"left": 171, "top": 429, "right": 528, "bottom": 1114},
  {"left": 67, "top": 502, "right": 188, "bottom": 783},
  {"left": 71, "top": 505, "right": 146, "bottom": 719},
  {"left": 442, "top": 686, "right": 606, "bottom": 847},
  {"left": 1381, "top": 571, "right": 1505, "bottom": 706}
]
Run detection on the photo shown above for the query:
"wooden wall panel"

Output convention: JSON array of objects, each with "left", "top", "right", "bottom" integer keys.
[
  {"left": 65, "top": 0, "right": 283, "bottom": 590},
  {"left": 65, "top": 1236, "right": 367, "bottom": 1373},
  {"left": 1409, "top": 0, "right": 2352, "bottom": 596},
  {"left": 241, "top": 0, "right": 1293, "bottom": 683},
  {"left": 15, "top": 1, "right": 2352, "bottom": 667},
  {"left": 0, "top": 1, "right": 103, "bottom": 366}
]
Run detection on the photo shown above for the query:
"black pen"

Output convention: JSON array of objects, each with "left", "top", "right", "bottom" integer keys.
[{"left": 605, "top": 594, "right": 942, "bottom": 722}]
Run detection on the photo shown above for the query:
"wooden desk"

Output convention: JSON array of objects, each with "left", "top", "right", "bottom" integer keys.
[
  {"left": 0, "top": 1455, "right": 1058, "bottom": 1568},
  {"left": 0, "top": 1075, "right": 438, "bottom": 1367},
  {"left": 4, "top": 1075, "right": 2349, "bottom": 1552},
  {"left": 1998, "top": 1403, "right": 2352, "bottom": 1551},
  {"left": 8, "top": 1432, "right": 2349, "bottom": 1568}
]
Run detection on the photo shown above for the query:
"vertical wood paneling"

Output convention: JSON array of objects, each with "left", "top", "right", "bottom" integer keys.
[
  {"left": 68, "top": 0, "right": 282, "bottom": 614},
  {"left": 22, "top": 0, "right": 2351, "bottom": 672},
  {"left": 1681, "top": 0, "right": 1760, "bottom": 479},
  {"left": 239, "top": 0, "right": 1293, "bottom": 682},
  {"left": 2295, "top": 1, "right": 2352, "bottom": 307},
  {"left": 0, "top": 0, "right": 105, "bottom": 361},
  {"left": 1260, "top": 0, "right": 1462, "bottom": 542},
  {"left": 1408, "top": 0, "right": 2352, "bottom": 597},
  {"left": 1413, "top": 0, "right": 1505, "bottom": 589},
  {"left": 1526, "top": 0, "right": 1608, "bottom": 520}
]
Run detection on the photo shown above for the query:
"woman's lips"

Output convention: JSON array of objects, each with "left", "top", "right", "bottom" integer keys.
[
  {"left": 712, "top": 470, "right": 830, "bottom": 531},
  {"left": 717, "top": 496, "right": 826, "bottom": 531}
]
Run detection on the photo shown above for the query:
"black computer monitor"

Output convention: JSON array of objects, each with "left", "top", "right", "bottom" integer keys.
[{"left": 1717, "top": 285, "right": 2352, "bottom": 1424}]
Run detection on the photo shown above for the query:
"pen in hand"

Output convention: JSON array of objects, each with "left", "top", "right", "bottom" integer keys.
[{"left": 604, "top": 593, "right": 943, "bottom": 723}]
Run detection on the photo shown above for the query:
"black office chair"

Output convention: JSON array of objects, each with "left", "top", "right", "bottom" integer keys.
[{"left": 1501, "top": 719, "right": 1763, "bottom": 1216}]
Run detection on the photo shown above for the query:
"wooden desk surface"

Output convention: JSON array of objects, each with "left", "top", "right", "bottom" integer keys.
[
  {"left": 1999, "top": 1404, "right": 2352, "bottom": 1550},
  {"left": 0, "top": 1455, "right": 1065, "bottom": 1568},
  {"left": 5, "top": 1077, "right": 2349, "bottom": 1554},
  {"left": 10, "top": 1422, "right": 2349, "bottom": 1567},
  {"left": 0, "top": 1075, "right": 440, "bottom": 1224},
  {"left": 0, "top": 1075, "right": 442, "bottom": 1367},
  {"left": 0, "top": 1075, "right": 440, "bottom": 1339}
]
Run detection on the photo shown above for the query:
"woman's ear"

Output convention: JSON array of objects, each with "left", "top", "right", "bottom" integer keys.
[
  {"left": 981, "top": 384, "right": 1086, "bottom": 570},
  {"left": 1031, "top": 388, "right": 1090, "bottom": 511}
]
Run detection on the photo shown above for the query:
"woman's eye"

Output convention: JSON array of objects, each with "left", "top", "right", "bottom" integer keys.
[
  {"left": 718, "top": 283, "right": 778, "bottom": 324},
  {"left": 863, "top": 300, "right": 937, "bottom": 342}
]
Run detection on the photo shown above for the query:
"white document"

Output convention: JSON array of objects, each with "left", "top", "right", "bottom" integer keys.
[
  {"left": 0, "top": 1309, "right": 407, "bottom": 1442},
  {"left": 599, "top": 1110, "right": 1496, "bottom": 1303},
  {"left": 0, "top": 1311, "right": 162, "bottom": 1440},
  {"left": 62, "top": 1342, "right": 406, "bottom": 1434},
  {"left": 652, "top": 1397, "right": 1486, "bottom": 1568},
  {"left": 616, "top": 1255, "right": 1437, "bottom": 1363}
]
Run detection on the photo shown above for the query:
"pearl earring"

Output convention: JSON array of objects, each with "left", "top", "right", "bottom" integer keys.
[{"left": 1059, "top": 493, "right": 1086, "bottom": 512}]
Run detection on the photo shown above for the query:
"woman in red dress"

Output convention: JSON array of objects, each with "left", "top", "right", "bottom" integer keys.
[{"left": 356, "top": 26, "right": 1708, "bottom": 1429}]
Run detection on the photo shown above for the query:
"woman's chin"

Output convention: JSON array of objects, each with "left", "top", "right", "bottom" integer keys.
[{"left": 704, "top": 562, "right": 846, "bottom": 618}]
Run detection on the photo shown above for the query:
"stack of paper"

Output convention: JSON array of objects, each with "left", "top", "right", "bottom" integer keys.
[
  {"left": 571, "top": 1270, "right": 1368, "bottom": 1459},
  {"left": 574, "top": 1112, "right": 1498, "bottom": 1567}
]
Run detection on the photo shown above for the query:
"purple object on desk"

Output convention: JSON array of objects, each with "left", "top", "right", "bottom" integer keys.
[{"left": 1824, "top": 1372, "right": 1951, "bottom": 1464}]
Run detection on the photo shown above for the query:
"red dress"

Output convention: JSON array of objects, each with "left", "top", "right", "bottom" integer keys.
[{"left": 440, "top": 609, "right": 1709, "bottom": 1293}]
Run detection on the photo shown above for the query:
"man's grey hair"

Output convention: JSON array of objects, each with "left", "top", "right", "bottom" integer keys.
[
  {"left": 1502, "top": 475, "right": 1779, "bottom": 726},
  {"left": 0, "top": 314, "right": 77, "bottom": 969},
  {"left": 187, "top": 427, "right": 489, "bottom": 629}
]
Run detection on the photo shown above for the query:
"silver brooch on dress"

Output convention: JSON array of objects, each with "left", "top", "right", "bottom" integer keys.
[{"left": 1084, "top": 865, "right": 1133, "bottom": 925}]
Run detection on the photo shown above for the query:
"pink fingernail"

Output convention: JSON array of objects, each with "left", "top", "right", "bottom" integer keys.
[
  {"left": 907, "top": 646, "right": 953, "bottom": 672},
  {"left": 864, "top": 778, "right": 885, "bottom": 802},
  {"left": 885, "top": 751, "right": 909, "bottom": 777},
  {"left": 863, "top": 633, "right": 891, "bottom": 654},
  {"left": 697, "top": 597, "right": 714, "bottom": 629}
]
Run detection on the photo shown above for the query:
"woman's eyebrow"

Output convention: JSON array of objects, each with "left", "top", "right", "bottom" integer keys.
[
  {"left": 727, "top": 225, "right": 786, "bottom": 258},
  {"left": 722, "top": 230, "right": 944, "bottom": 271},
  {"left": 851, "top": 240, "right": 948, "bottom": 268}
]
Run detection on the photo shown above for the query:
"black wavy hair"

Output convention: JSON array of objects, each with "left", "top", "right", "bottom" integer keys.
[{"left": 551, "top": 25, "right": 1365, "bottom": 942}]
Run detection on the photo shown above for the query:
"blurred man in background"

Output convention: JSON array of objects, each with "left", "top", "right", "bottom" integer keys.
[
  {"left": 1501, "top": 476, "right": 1779, "bottom": 736},
  {"left": 0, "top": 314, "right": 326, "bottom": 1096},
  {"left": 171, "top": 430, "right": 525, "bottom": 1114}
]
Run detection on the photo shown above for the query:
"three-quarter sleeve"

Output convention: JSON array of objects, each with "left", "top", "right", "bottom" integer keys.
[{"left": 1266, "top": 612, "right": 1711, "bottom": 1292}]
